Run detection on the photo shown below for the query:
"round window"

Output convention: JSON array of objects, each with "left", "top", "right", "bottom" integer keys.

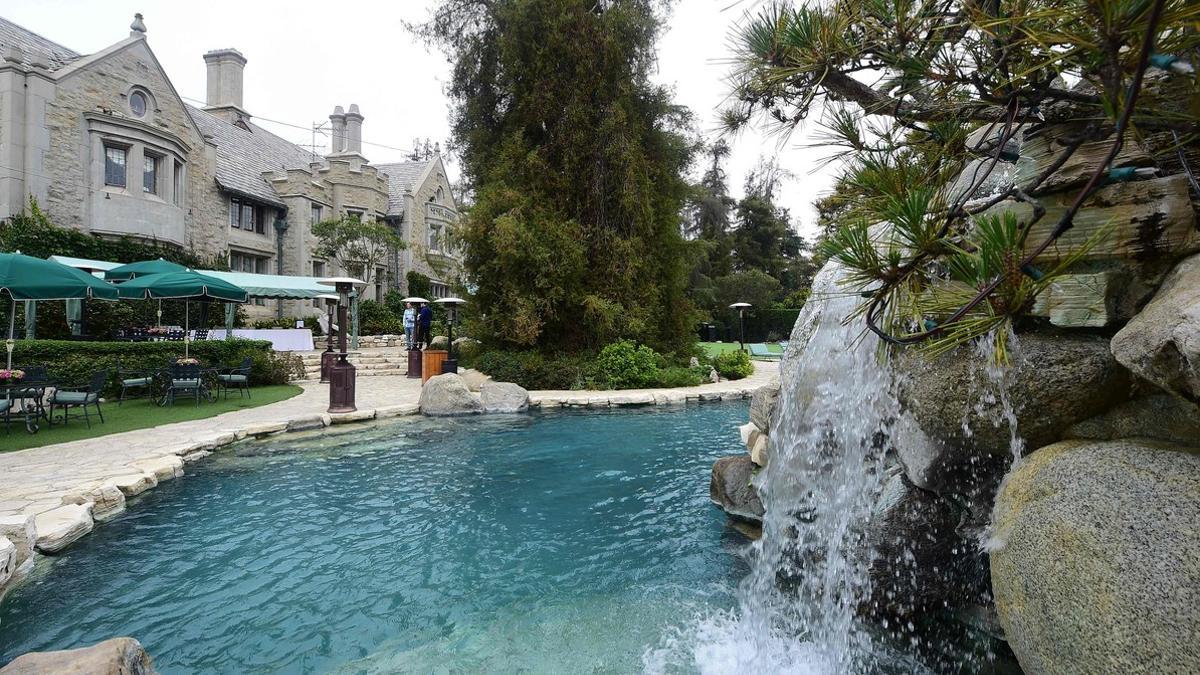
[{"left": 129, "top": 91, "right": 148, "bottom": 117}]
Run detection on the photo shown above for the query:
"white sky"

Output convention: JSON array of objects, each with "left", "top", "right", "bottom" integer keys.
[{"left": 5, "top": 0, "right": 833, "bottom": 240}]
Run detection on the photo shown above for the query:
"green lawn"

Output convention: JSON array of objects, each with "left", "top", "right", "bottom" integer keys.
[
  {"left": 699, "top": 341, "right": 783, "bottom": 358},
  {"left": 0, "top": 384, "right": 303, "bottom": 453}
]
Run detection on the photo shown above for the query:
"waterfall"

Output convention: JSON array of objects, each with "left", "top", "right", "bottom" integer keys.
[{"left": 647, "top": 263, "right": 915, "bottom": 673}]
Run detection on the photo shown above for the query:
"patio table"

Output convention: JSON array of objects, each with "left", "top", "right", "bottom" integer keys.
[{"left": 0, "top": 381, "right": 51, "bottom": 433}]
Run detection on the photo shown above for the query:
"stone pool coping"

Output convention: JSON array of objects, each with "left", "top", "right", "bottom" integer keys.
[{"left": 0, "top": 362, "right": 777, "bottom": 586}]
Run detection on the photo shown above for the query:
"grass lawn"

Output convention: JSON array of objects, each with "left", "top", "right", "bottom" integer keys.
[
  {"left": 700, "top": 342, "right": 783, "bottom": 358},
  {"left": 0, "top": 384, "right": 304, "bottom": 453}
]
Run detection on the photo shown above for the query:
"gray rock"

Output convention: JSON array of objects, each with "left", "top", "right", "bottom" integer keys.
[
  {"left": 459, "top": 368, "right": 492, "bottom": 392},
  {"left": 0, "top": 536, "right": 15, "bottom": 587},
  {"left": 749, "top": 378, "right": 781, "bottom": 432},
  {"left": 0, "top": 637, "right": 157, "bottom": 674},
  {"left": 709, "top": 455, "right": 764, "bottom": 523},
  {"left": 480, "top": 381, "right": 529, "bottom": 413},
  {"left": 0, "top": 514, "right": 36, "bottom": 571},
  {"left": 708, "top": 367, "right": 719, "bottom": 384},
  {"left": 1067, "top": 394, "right": 1200, "bottom": 447},
  {"left": 860, "top": 468, "right": 984, "bottom": 617},
  {"left": 989, "top": 439, "right": 1200, "bottom": 675},
  {"left": 428, "top": 335, "right": 449, "bottom": 350},
  {"left": 419, "top": 373, "right": 483, "bottom": 417},
  {"left": 896, "top": 331, "right": 1130, "bottom": 458},
  {"left": 1112, "top": 253, "right": 1200, "bottom": 403}
]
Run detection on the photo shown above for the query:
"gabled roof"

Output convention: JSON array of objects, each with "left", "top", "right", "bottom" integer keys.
[
  {"left": 0, "top": 16, "right": 81, "bottom": 70},
  {"left": 189, "top": 105, "right": 318, "bottom": 208},
  {"left": 375, "top": 159, "right": 435, "bottom": 216}
]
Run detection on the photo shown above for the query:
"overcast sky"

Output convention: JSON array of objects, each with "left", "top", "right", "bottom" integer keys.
[{"left": 6, "top": 0, "right": 833, "bottom": 239}]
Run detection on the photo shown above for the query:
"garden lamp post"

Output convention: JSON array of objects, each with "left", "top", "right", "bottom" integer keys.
[
  {"left": 729, "top": 302, "right": 752, "bottom": 353},
  {"left": 318, "top": 277, "right": 365, "bottom": 413},
  {"left": 435, "top": 297, "right": 466, "bottom": 374},
  {"left": 317, "top": 293, "right": 339, "bottom": 383}
]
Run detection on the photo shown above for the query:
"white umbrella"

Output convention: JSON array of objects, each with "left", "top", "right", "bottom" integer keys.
[{"left": 401, "top": 297, "right": 430, "bottom": 304}]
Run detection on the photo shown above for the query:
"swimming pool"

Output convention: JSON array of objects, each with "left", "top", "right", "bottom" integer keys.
[{"left": 0, "top": 405, "right": 751, "bottom": 673}]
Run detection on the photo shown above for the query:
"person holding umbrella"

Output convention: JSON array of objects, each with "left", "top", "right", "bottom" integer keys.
[{"left": 403, "top": 302, "right": 416, "bottom": 349}]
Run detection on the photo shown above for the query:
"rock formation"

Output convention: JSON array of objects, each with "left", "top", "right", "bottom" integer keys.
[{"left": 0, "top": 637, "right": 157, "bottom": 674}]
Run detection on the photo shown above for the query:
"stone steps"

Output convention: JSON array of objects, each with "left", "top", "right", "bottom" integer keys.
[{"left": 298, "top": 350, "right": 410, "bottom": 379}]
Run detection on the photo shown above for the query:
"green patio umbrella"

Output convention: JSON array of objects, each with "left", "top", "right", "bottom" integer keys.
[
  {"left": 104, "top": 258, "right": 187, "bottom": 281},
  {"left": 106, "top": 259, "right": 190, "bottom": 326},
  {"left": 0, "top": 252, "right": 119, "bottom": 367},
  {"left": 115, "top": 270, "right": 248, "bottom": 357}
]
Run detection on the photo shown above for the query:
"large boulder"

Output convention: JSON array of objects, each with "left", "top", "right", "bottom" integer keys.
[
  {"left": 1067, "top": 394, "right": 1200, "bottom": 447},
  {"left": 896, "top": 331, "right": 1130, "bottom": 458},
  {"left": 859, "top": 468, "right": 986, "bottom": 617},
  {"left": 419, "top": 373, "right": 483, "bottom": 416},
  {"left": 989, "top": 439, "right": 1200, "bottom": 674},
  {"left": 34, "top": 503, "right": 94, "bottom": 554},
  {"left": 709, "top": 455, "right": 764, "bottom": 523},
  {"left": 1112, "top": 253, "right": 1200, "bottom": 403},
  {"left": 480, "top": 381, "right": 529, "bottom": 413},
  {"left": 0, "top": 637, "right": 157, "bottom": 674},
  {"left": 459, "top": 368, "right": 492, "bottom": 392},
  {"left": 749, "top": 378, "right": 780, "bottom": 432},
  {"left": 428, "top": 335, "right": 449, "bottom": 351}
]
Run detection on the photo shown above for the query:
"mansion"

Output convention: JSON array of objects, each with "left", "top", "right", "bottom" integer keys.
[{"left": 0, "top": 13, "right": 461, "bottom": 318}]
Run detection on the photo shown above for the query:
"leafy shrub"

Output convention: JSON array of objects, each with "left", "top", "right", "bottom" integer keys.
[
  {"left": 8, "top": 338, "right": 300, "bottom": 397},
  {"left": 468, "top": 349, "right": 591, "bottom": 390},
  {"left": 712, "top": 349, "right": 754, "bottom": 380},
  {"left": 358, "top": 300, "right": 404, "bottom": 335},
  {"left": 591, "top": 340, "right": 660, "bottom": 389},
  {"left": 655, "top": 365, "right": 704, "bottom": 388}
]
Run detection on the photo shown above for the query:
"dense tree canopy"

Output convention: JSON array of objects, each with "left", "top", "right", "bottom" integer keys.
[
  {"left": 414, "top": 0, "right": 697, "bottom": 354},
  {"left": 723, "top": 0, "right": 1200, "bottom": 357}
]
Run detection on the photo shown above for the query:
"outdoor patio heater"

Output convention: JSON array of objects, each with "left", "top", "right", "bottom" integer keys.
[
  {"left": 319, "top": 277, "right": 365, "bottom": 413},
  {"left": 435, "top": 297, "right": 466, "bottom": 374},
  {"left": 317, "top": 293, "right": 340, "bottom": 383}
]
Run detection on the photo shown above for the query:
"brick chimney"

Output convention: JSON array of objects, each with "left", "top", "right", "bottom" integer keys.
[{"left": 202, "top": 48, "right": 249, "bottom": 123}]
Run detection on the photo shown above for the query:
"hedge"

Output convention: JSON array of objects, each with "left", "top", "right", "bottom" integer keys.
[{"left": 6, "top": 339, "right": 305, "bottom": 397}]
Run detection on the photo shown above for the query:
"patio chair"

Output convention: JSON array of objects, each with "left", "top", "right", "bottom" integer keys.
[
  {"left": 47, "top": 370, "right": 107, "bottom": 428},
  {"left": 115, "top": 358, "right": 156, "bottom": 406},
  {"left": 747, "top": 343, "right": 781, "bottom": 360},
  {"left": 216, "top": 357, "right": 252, "bottom": 400},
  {"left": 161, "top": 362, "right": 205, "bottom": 406}
]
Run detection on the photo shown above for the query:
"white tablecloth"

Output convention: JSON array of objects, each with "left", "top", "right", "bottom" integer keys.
[{"left": 206, "top": 329, "right": 314, "bottom": 352}]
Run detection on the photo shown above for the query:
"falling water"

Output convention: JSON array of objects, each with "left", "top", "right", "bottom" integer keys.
[{"left": 647, "top": 263, "right": 916, "bottom": 673}]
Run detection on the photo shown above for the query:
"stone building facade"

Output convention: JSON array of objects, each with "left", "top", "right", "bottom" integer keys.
[{"left": 0, "top": 13, "right": 461, "bottom": 320}]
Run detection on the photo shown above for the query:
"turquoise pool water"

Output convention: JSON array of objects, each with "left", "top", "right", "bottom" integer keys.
[{"left": 0, "top": 405, "right": 751, "bottom": 673}]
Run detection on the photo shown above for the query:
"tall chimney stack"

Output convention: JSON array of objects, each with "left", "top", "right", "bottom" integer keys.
[
  {"left": 202, "top": 49, "right": 248, "bottom": 122},
  {"left": 328, "top": 106, "right": 346, "bottom": 154},
  {"left": 344, "top": 104, "right": 364, "bottom": 155}
]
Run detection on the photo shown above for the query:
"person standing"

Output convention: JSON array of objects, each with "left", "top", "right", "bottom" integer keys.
[
  {"left": 403, "top": 302, "right": 416, "bottom": 349},
  {"left": 418, "top": 302, "right": 434, "bottom": 349}
]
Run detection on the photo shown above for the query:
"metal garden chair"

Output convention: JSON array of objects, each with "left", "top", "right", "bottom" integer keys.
[
  {"left": 160, "top": 362, "right": 206, "bottom": 406},
  {"left": 115, "top": 357, "right": 157, "bottom": 406},
  {"left": 216, "top": 357, "right": 252, "bottom": 400},
  {"left": 47, "top": 370, "right": 107, "bottom": 428}
]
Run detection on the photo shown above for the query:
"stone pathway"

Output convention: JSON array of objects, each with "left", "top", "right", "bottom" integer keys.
[{"left": 0, "top": 359, "right": 778, "bottom": 581}]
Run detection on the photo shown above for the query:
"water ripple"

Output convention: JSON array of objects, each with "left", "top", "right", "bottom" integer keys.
[{"left": 0, "top": 405, "right": 750, "bottom": 674}]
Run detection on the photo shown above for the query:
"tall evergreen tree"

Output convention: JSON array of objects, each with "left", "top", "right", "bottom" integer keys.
[{"left": 413, "top": 0, "right": 697, "bottom": 353}]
